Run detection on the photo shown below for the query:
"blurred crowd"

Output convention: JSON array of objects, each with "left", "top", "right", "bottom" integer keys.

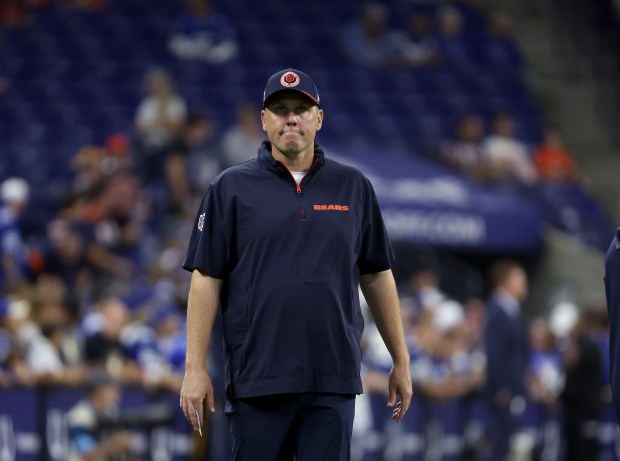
[
  {"left": 354, "top": 264, "right": 614, "bottom": 461},
  {"left": 0, "top": 69, "right": 257, "bottom": 392},
  {"left": 0, "top": 76, "right": 228, "bottom": 456},
  {"left": 440, "top": 112, "right": 580, "bottom": 186},
  {"left": 338, "top": 1, "right": 612, "bottom": 251},
  {"left": 340, "top": 1, "right": 522, "bottom": 75}
]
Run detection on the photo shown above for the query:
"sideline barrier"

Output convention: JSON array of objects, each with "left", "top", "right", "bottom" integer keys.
[{"left": 0, "top": 386, "right": 193, "bottom": 461}]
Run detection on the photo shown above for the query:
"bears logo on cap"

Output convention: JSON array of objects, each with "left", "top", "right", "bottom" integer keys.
[{"left": 280, "top": 71, "right": 300, "bottom": 88}]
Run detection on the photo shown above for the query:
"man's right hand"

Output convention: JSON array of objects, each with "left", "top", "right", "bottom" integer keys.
[{"left": 180, "top": 368, "right": 215, "bottom": 432}]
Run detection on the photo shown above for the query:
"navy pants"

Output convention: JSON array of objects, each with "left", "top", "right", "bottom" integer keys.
[{"left": 225, "top": 393, "right": 355, "bottom": 461}]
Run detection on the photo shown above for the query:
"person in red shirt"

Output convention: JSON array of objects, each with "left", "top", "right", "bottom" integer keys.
[{"left": 532, "top": 129, "right": 580, "bottom": 183}]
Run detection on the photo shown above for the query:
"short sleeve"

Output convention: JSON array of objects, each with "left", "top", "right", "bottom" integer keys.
[
  {"left": 182, "top": 182, "right": 232, "bottom": 278},
  {"left": 357, "top": 177, "right": 394, "bottom": 274}
]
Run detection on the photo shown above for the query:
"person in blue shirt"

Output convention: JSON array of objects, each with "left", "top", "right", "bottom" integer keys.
[
  {"left": 408, "top": 299, "right": 485, "bottom": 461},
  {"left": 179, "top": 68, "right": 413, "bottom": 461},
  {"left": 518, "top": 317, "right": 563, "bottom": 460},
  {"left": 475, "top": 12, "right": 523, "bottom": 75},
  {"left": 0, "top": 177, "right": 30, "bottom": 290},
  {"left": 341, "top": 2, "right": 410, "bottom": 68},
  {"left": 168, "top": 0, "right": 238, "bottom": 64}
]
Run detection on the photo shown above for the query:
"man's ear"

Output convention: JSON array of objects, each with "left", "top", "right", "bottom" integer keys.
[{"left": 316, "top": 108, "right": 324, "bottom": 131}]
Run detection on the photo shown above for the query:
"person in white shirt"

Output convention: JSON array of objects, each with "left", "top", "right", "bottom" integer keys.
[
  {"left": 482, "top": 112, "right": 538, "bottom": 185},
  {"left": 134, "top": 68, "right": 187, "bottom": 161}
]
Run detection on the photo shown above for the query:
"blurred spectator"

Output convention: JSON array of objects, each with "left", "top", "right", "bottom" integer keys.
[
  {"left": 134, "top": 68, "right": 187, "bottom": 184},
  {"left": 0, "top": 296, "right": 35, "bottom": 387},
  {"left": 407, "top": 268, "right": 446, "bottom": 313},
  {"left": 358, "top": 319, "right": 393, "bottom": 460},
  {"left": 26, "top": 301, "right": 86, "bottom": 386},
  {"left": 66, "top": 371, "right": 138, "bottom": 461},
  {"left": 516, "top": 317, "right": 563, "bottom": 459},
  {"left": 557, "top": 305, "right": 603, "bottom": 461},
  {"left": 440, "top": 113, "right": 495, "bottom": 182},
  {"left": 398, "top": 10, "right": 440, "bottom": 67},
  {"left": 120, "top": 306, "right": 183, "bottom": 392},
  {"left": 463, "top": 297, "right": 485, "bottom": 349},
  {"left": 37, "top": 277, "right": 84, "bottom": 365},
  {"left": 341, "top": 2, "right": 411, "bottom": 67},
  {"left": 222, "top": 103, "right": 264, "bottom": 168},
  {"left": 408, "top": 299, "right": 485, "bottom": 460},
  {"left": 168, "top": 0, "right": 238, "bottom": 64},
  {"left": 583, "top": 300, "right": 616, "bottom": 458},
  {"left": 482, "top": 112, "right": 538, "bottom": 185},
  {"left": 532, "top": 129, "right": 581, "bottom": 183},
  {"left": 483, "top": 260, "right": 529, "bottom": 461},
  {"left": 0, "top": 177, "right": 30, "bottom": 291},
  {"left": 168, "top": 112, "right": 222, "bottom": 212},
  {"left": 83, "top": 297, "right": 142, "bottom": 385},
  {"left": 606, "top": 229, "right": 620, "bottom": 433},
  {"left": 151, "top": 306, "right": 186, "bottom": 374},
  {"left": 461, "top": 297, "right": 488, "bottom": 459},
  {"left": 1, "top": 297, "right": 37, "bottom": 381},
  {"left": 78, "top": 176, "right": 142, "bottom": 283},
  {"left": 417, "top": 300, "right": 484, "bottom": 399},
  {"left": 583, "top": 301, "right": 611, "bottom": 392},
  {"left": 38, "top": 218, "right": 92, "bottom": 299},
  {"left": 0, "top": 298, "right": 11, "bottom": 386},
  {"left": 103, "top": 134, "right": 135, "bottom": 180},
  {"left": 433, "top": 6, "right": 475, "bottom": 71},
  {"left": 70, "top": 145, "right": 110, "bottom": 195},
  {"left": 402, "top": 300, "right": 433, "bottom": 461},
  {"left": 476, "top": 12, "right": 523, "bottom": 74},
  {"left": 105, "top": 133, "right": 131, "bottom": 158},
  {"left": 185, "top": 113, "right": 223, "bottom": 192}
]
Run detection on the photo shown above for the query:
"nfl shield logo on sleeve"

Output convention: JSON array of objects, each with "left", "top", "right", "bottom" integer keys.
[{"left": 198, "top": 213, "right": 205, "bottom": 231}]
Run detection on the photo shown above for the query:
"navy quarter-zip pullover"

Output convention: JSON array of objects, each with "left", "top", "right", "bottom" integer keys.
[{"left": 183, "top": 141, "right": 394, "bottom": 399}]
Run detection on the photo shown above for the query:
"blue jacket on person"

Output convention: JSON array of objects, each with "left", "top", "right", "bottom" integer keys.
[
  {"left": 183, "top": 141, "right": 393, "bottom": 400},
  {"left": 604, "top": 228, "right": 620, "bottom": 423},
  {"left": 484, "top": 291, "right": 528, "bottom": 399}
]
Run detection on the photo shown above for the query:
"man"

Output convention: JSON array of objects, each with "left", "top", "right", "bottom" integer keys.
[
  {"left": 0, "top": 177, "right": 29, "bottom": 290},
  {"left": 559, "top": 306, "right": 603, "bottom": 461},
  {"left": 483, "top": 260, "right": 529, "bottom": 461},
  {"left": 605, "top": 228, "right": 620, "bottom": 423},
  {"left": 168, "top": 0, "right": 238, "bottom": 64},
  {"left": 180, "top": 68, "right": 412, "bottom": 460},
  {"left": 67, "top": 371, "right": 137, "bottom": 461}
]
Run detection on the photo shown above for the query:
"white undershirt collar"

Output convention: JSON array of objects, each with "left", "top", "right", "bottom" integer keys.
[{"left": 291, "top": 171, "right": 305, "bottom": 184}]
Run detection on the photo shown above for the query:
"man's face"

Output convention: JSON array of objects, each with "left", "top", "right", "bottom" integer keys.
[
  {"left": 507, "top": 267, "right": 528, "bottom": 302},
  {"left": 261, "top": 93, "right": 323, "bottom": 158},
  {"left": 92, "top": 384, "right": 121, "bottom": 415}
]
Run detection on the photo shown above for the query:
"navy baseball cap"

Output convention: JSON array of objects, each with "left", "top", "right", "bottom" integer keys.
[{"left": 263, "top": 68, "right": 320, "bottom": 108}]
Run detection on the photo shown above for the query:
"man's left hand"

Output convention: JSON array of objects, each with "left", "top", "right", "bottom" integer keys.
[{"left": 387, "top": 361, "right": 413, "bottom": 422}]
